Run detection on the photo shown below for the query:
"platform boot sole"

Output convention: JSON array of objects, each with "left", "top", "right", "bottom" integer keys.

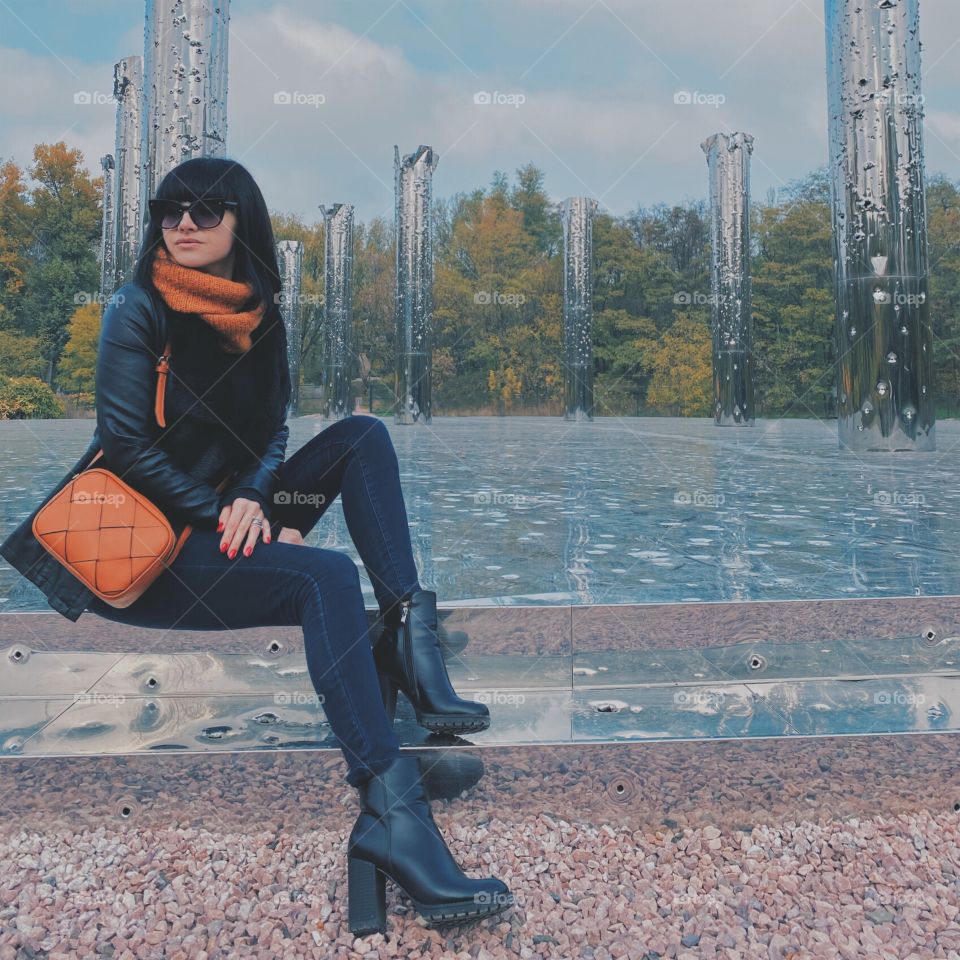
[
  {"left": 379, "top": 672, "right": 490, "bottom": 734},
  {"left": 348, "top": 854, "right": 514, "bottom": 934}
]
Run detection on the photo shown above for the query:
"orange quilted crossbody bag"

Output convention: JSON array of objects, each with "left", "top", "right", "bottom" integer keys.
[{"left": 32, "top": 339, "right": 233, "bottom": 608}]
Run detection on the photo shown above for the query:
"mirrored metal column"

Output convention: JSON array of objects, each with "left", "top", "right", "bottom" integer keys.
[
  {"left": 825, "top": 0, "right": 934, "bottom": 451},
  {"left": 700, "top": 132, "right": 755, "bottom": 427},
  {"left": 561, "top": 197, "right": 598, "bottom": 421},
  {"left": 140, "top": 0, "right": 230, "bottom": 239},
  {"left": 320, "top": 204, "right": 355, "bottom": 420},
  {"left": 276, "top": 240, "right": 303, "bottom": 418},
  {"left": 394, "top": 144, "right": 438, "bottom": 424},
  {"left": 98, "top": 155, "right": 116, "bottom": 304},
  {"left": 112, "top": 55, "right": 143, "bottom": 288}
]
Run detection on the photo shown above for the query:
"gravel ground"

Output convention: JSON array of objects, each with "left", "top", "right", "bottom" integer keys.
[{"left": 1, "top": 807, "right": 959, "bottom": 959}]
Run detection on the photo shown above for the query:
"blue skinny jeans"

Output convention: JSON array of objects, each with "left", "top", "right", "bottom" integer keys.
[{"left": 85, "top": 414, "right": 423, "bottom": 786}]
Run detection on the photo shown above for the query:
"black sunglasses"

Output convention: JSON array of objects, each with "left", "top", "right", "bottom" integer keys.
[{"left": 149, "top": 197, "right": 239, "bottom": 230}]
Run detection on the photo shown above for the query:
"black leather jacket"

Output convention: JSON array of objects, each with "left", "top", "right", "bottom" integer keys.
[{"left": 0, "top": 281, "right": 289, "bottom": 622}]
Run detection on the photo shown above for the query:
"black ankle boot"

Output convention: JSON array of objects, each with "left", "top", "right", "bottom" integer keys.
[
  {"left": 373, "top": 589, "right": 490, "bottom": 735},
  {"left": 347, "top": 752, "right": 513, "bottom": 935}
]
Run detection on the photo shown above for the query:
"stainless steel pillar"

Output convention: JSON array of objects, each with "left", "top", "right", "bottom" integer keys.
[
  {"left": 394, "top": 145, "right": 438, "bottom": 424},
  {"left": 560, "top": 197, "right": 598, "bottom": 420},
  {"left": 320, "top": 204, "right": 355, "bottom": 420},
  {"left": 700, "top": 132, "right": 755, "bottom": 426},
  {"left": 825, "top": 0, "right": 935, "bottom": 451},
  {"left": 112, "top": 55, "right": 143, "bottom": 287},
  {"left": 140, "top": 0, "right": 230, "bottom": 235},
  {"left": 98, "top": 155, "right": 116, "bottom": 304},
  {"left": 276, "top": 240, "right": 303, "bottom": 418}
]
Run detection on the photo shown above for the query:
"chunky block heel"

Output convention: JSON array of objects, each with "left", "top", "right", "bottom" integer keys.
[{"left": 347, "top": 854, "right": 386, "bottom": 936}]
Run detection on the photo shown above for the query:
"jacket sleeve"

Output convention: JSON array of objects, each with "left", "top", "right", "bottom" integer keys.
[
  {"left": 95, "top": 286, "right": 227, "bottom": 530},
  {"left": 217, "top": 421, "right": 289, "bottom": 522}
]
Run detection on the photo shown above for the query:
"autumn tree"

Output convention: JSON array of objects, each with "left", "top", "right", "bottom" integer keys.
[
  {"left": 644, "top": 314, "right": 712, "bottom": 416},
  {"left": 0, "top": 160, "right": 31, "bottom": 331},
  {"left": 15, "top": 143, "right": 101, "bottom": 387},
  {"left": 58, "top": 301, "right": 100, "bottom": 395}
]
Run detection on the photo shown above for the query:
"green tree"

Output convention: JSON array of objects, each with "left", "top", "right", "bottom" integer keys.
[
  {"left": 0, "top": 160, "right": 31, "bottom": 331},
  {"left": 751, "top": 170, "right": 835, "bottom": 419},
  {"left": 0, "top": 330, "right": 44, "bottom": 378},
  {"left": 926, "top": 175, "right": 960, "bottom": 416},
  {"left": 16, "top": 143, "right": 101, "bottom": 387}
]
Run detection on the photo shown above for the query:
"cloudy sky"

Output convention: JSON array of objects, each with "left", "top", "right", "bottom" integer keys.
[{"left": 1, "top": 0, "right": 958, "bottom": 225}]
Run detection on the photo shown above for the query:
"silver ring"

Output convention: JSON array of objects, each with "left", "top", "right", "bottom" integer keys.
[{"left": 251, "top": 517, "right": 263, "bottom": 527}]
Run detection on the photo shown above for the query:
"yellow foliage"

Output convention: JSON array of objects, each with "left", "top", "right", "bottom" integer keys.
[
  {"left": 644, "top": 315, "right": 712, "bottom": 416},
  {"left": 59, "top": 302, "right": 101, "bottom": 392}
]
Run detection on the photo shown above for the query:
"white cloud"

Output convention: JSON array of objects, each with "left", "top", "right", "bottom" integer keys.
[
  {"left": 0, "top": 0, "right": 954, "bottom": 220},
  {"left": 0, "top": 46, "right": 116, "bottom": 177},
  {"left": 926, "top": 109, "right": 960, "bottom": 149}
]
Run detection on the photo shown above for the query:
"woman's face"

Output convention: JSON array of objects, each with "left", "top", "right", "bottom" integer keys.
[{"left": 163, "top": 205, "right": 238, "bottom": 278}]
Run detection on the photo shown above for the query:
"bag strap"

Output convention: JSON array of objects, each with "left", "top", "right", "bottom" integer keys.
[
  {"left": 83, "top": 337, "right": 172, "bottom": 470},
  {"left": 83, "top": 338, "right": 237, "bottom": 495},
  {"left": 155, "top": 338, "right": 173, "bottom": 427}
]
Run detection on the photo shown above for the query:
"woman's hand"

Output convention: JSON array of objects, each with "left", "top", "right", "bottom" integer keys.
[
  {"left": 277, "top": 526, "right": 305, "bottom": 546},
  {"left": 217, "top": 497, "right": 270, "bottom": 558}
]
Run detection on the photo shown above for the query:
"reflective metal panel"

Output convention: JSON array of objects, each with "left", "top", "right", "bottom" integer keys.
[
  {"left": 700, "top": 131, "right": 754, "bottom": 426},
  {"left": 320, "top": 203, "right": 355, "bottom": 419},
  {"left": 394, "top": 145, "right": 438, "bottom": 423},
  {"left": 560, "top": 197, "right": 598, "bottom": 421},
  {"left": 825, "top": 0, "right": 935, "bottom": 450},
  {"left": 140, "top": 0, "right": 230, "bottom": 238},
  {"left": 276, "top": 239, "right": 303, "bottom": 417},
  {"left": 112, "top": 55, "right": 143, "bottom": 288},
  {"left": 1, "top": 735, "right": 958, "bottom": 835},
  {"left": 98, "top": 155, "right": 116, "bottom": 303}
]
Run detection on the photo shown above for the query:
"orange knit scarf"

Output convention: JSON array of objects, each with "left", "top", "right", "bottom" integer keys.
[{"left": 152, "top": 245, "right": 265, "bottom": 354}]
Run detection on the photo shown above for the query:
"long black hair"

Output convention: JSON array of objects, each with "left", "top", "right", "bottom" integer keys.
[{"left": 132, "top": 157, "right": 291, "bottom": 456}]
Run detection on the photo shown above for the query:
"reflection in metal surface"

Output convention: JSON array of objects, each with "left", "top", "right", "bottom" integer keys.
[
  {"left": 7, "top": 674, "right": 960, "bottom": 756},
  {"left": 276, "top": 239, "right": 303, "bottom": 417},
  {"left": 560, "top": 197, "right": 599, "bottom": 421},
  {"left": 570, "top": 595, "right": 960, "bottom": 654},
  {"left": 5, "top": 595, "right": 960, "bottom": 659},
  {"left": 112, "top": 55, "right": 143, "bottom": 289},
  {"left": 825, "top": 0, "right": 935, "bottom": 451},
  {"left": 573, "top": 634, "right": 960, "bottom": 687},
  {"left": 139, "top": 0, "right": 230, "bottom": 245},
  {"left": 98, "top": 155, "right": 116, "bottom": 303},
  {"left": 1, "top": 734, "right": 958, "bottom": 836},
  {"left": 394, "top": 144, "right": 438, "bottom": 423},
  {"left": 3, "top": 595, "right": 960, "bottom": 758},
  {"left": 701, "top": 132, "right": 755, "bottom": 426},
  {"left": 6, "top": 418, "right": 958, "bottom": 607},
  {"left": 321, "top": 203, "right": 355, "bottom": 419}
]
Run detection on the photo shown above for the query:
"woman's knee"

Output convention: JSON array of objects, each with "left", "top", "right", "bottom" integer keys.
[
  {"left": 294, "top": 552, "right": 366, "bottom": 642},
  {"left": 298, "top": 549, "right": 362, "bottom": 598},
  {"left": 345, "top": 414, "right": 391, "bottom": 450}
]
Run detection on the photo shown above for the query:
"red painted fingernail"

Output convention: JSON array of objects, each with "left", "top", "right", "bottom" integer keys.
[
  {"left": 228, "top": 549, "right": 236, "bottom": 559},
  {"left": 220, "top": 542, "right": 227, "bottom": 552},
  {"left": 217, "top": 522, "right": 223, "bottom": 532},
  {"left": 243, "top": 546, "right": 251, "bottom": 557}
]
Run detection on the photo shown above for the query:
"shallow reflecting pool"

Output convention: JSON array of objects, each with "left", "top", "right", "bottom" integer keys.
[{"left": 1, "top": 414, "right": 958, "bottom": 611}]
